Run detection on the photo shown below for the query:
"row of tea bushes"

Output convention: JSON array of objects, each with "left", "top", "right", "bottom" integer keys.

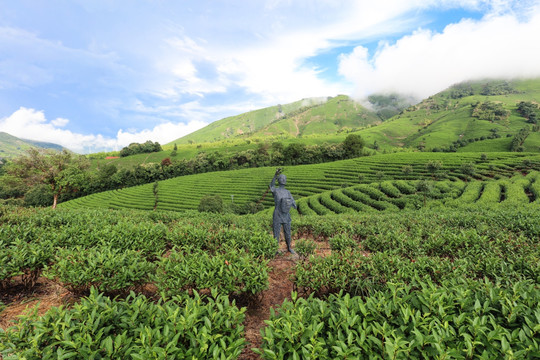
[
  {"left": 58, "top": 152, "right": 540, "bottom": 212},
  {"left": 0, "top": 206, "right": 275, "bottom": 297},
  {"left": 0, "top": 289, "right": 246, "bottom": 359},
  {"left": 256, "top": 280, "right": 539, "bottom": 359},
  {"left": 297, "top": 172, "right": 540, "bottom": 215}
]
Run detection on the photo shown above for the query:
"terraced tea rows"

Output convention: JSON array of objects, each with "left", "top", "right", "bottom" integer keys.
[
  {"left": 297, "top": 171, "right": 540, "bottom": 215},
  {"left": 58, "top": 152, "right": 540, "bottom": 212}
]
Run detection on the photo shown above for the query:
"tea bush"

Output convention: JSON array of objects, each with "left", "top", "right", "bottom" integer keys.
[
  {"left": 43, "top": 246, "right": 155, "bottom": 295},
  {"left": 295, "top": 238, "right": 317, "bottom": 259},
  {"left": 154, "top": 246, "right": 269, "bottom": 299},
  {"left": 0, "top": 288, "right": 246, "bottom": 359},
  {"left": 256, "top": 280, "right": 540, "bottom": 359}
]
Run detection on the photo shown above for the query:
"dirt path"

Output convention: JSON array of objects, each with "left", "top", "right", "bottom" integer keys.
[{"left": 239, "top": 251, "right": 297, "bottom": 359}]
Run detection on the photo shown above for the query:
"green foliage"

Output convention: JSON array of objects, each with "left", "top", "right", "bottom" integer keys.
[
  {"left": 0, "top": 288, "right": 246, "bottom": 359},
  {"left": 119, "top": 140, "right": 162, "bottom": 157},
  {"left": 472, "top": 101, "right": 511, "bottom": 122},
  {"left": 23, "top": 184, "right": 53, "bottom": 207},
  {"left": 461, "top": 162, "right": 477, "bottom": 177},
  {"left": 449, "top": 82, "right": 474, "bottom": 98},
  {"left": 0, "top": 238, "right": 54, "bottom": 288},
  {"left": 401, "top": 165, "right": 413, "bottom": 175},
  {"left": 43, "top": 246, "right": 155, "bottom": 295},
  {"left": 510, "top": 127, "right": 530, "bottom": 152},
  {"left": 256, "top": 280, "right": 540, "bottom": 359},
  {"left": 328, "top": 233, "right": 357, "bottom": 251},
  {"left": 198, "top": 194, "right": 224, "bottom": 213},
  {"left": 153, "top": 246, "right": 269, "bottom": 299},
  {"left": 517, "top": 101, "right": 539, "bottom": 124},
  {"left": 3, "top": 148, "right": 90, "bottom": 208},
  {"left": 342, "top": 134, "right": 365, "bottom": 157},
  {"left": 480, "top": 81, "right": 518, "bottom": 96},
  {"left": 295, "top": 238, "right": 317, "bottom": 259}
]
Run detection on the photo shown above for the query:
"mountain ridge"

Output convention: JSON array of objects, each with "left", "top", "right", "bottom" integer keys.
[
  {"left": 0, "top": 132, "right": 65, "bottom": 160},
  {"left": 166, "top": 78, "right": 540, "bottom": 154}
]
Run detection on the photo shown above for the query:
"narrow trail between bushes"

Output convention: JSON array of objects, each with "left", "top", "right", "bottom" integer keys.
[
  {"left": 239, "top": 237, "right": 331, "bottom": 360},
  {"left": 239, "top": 253, "right": 297, "bottom": 360}
]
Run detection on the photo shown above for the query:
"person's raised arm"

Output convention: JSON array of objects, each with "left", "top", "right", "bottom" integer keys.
[{"left": 270, "top": 168, "right": 281, "bottom": 189}]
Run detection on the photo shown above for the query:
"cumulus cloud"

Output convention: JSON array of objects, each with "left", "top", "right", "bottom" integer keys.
[
  {"left": 338, "top": 5, "right": 540, "bottom": 99},
  {"left": 0, "top": 107, "right": 207, "bottom": 154}
]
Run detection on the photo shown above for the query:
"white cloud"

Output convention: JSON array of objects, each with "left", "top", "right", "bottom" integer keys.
[
  {"left": 51, "top": 117, "right": 69, "bottom": 127},
  {"left": 0, "top": 107, "right": 207, "bottom": 154},
  {"left": 115, "top": 120, "right": 207, "bottom": 147},
  {"left": 153, "top": 1, "right": 529, "bottom": 107},
  {"left": 338, "top": 5, "right": 540, "bottom": 99}
]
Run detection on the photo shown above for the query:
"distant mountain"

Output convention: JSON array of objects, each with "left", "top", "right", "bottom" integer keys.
[
  {"left": 0, "top": 132, "right": 64, "bottom": 160},
  {"left": 168, "top": 95, "right": 407, "bottom": 145},
  {"left": 22, "top": 138, "right": 64, "bottom": 151}
]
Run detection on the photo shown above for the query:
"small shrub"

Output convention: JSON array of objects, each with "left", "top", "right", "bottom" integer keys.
[
  {"left": 198, "top": 194, "right": 224, "bottom": 213},
  {"left": 329, "top": 234, "right": 357, "bottom": 251},
  {"left": 401, "top": 165, "right": 413, "bottom": 175},
  {"left": 295, "top": 238, "right": 317, "bottom": 258}
]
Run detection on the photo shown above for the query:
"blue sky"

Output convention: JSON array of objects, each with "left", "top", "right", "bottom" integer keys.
[{"left": 1, "top": 0, "right": 540, "bottom": 153}]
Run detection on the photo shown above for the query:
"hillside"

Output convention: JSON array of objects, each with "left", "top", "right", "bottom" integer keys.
[
  {"left": 164, "top": 78, "right": 540, "bottom": 154},
  {"left": 355, "top": 78, "right": 540, "bottom": 152},
  {"left": 168, "top": 95, "right": 384, "bottom": 145},
  {"left": 0, "top": 132, "right": 64, "bottom": 160}
]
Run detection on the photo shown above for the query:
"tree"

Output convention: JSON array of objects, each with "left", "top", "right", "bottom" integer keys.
[
  {"left": 416, "top": 180, "right": 432, "bottom": 206},
  {"left": 283, "top": 143, "right": 307, "bottom": 164},
  {"left": 5, "top": 149, "right": 90, "bottom": 208},
  {"left": 402, "top": 165, "right": 413, "bottom": 176},
  {"left": 342, "top": 134, "right": 365, "bottom": 158},
  {"left": 460, "top": 162, "right": 477, "bottom": 181},
  {"left": 425, "top": 160, "right": 442, "bottom": 179}
]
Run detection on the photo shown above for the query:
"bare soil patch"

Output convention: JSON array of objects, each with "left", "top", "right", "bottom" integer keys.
[{"left": 0, "top": 277, "right": 76, "bottom": 331}]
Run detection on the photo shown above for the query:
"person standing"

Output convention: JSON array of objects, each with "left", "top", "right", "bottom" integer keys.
[{"left": 269, "top": 168, "right": 297, "bottom": 254}]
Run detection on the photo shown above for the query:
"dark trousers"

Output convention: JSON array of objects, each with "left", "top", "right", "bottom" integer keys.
[{"left": 273, "top": 221, "right": 292, "bottom": 248}]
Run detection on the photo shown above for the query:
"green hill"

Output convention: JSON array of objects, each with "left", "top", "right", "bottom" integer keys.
[
  {"left": 165, "top": 78, "right": 540, "bottom": 153},
  {"left": 358, "top": 78, "right": 540, "bottom": 152},
  {"left": 0, "top": 132, "right": 64, "bottom": 160},
  {"left": 168, "top": 95, "right": 383, "bottom": 145}
]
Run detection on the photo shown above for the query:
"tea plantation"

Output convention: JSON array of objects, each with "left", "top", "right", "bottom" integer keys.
[
  {"left": 58, "top": 152, "right": 540, "bottom": 212},
  {"left": 1, "top": 151, "right": 540, "bottom": 359}
]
